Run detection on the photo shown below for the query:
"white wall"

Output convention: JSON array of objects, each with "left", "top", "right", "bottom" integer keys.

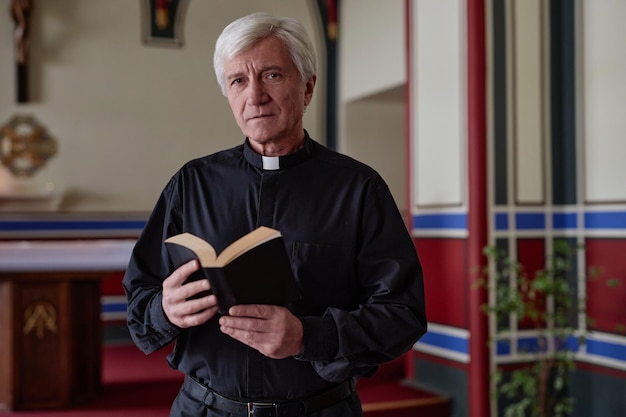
[
  {"left": 410, "top": 0, "right": 465, "bottom": 209},
  {"left": 582, "top": 1, "right": 626, "bottom": 203},
  {"left": 339, "top": 0, "right": 406, "bottom": 102},
  {"left": 339, "top": 0, "right": 407, "bottom": 210},
  {"left": 344, "top": 88, "right": 406, "bottom": 211},
  {"left": 0, "top": 0, "right": 323, "bottom": 212}
]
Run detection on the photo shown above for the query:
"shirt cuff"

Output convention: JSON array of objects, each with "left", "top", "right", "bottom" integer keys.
[
  {"left": 294, "top": 316, "right": 338, "bottom": 361},
  {"left": 137, "top": 292, "right": 180, "bottom": 352}
]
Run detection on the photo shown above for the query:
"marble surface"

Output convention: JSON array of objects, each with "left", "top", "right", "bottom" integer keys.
[{"left": 0, "top": 239, "right": 135, "bottom": 272}]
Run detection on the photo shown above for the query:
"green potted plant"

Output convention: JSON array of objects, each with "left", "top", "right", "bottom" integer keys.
[{"left": 478, "top": 240, "right": 619, "bottom": 417}]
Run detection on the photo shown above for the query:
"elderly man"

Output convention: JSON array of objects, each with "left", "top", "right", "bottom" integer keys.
[{"left": 123, "top": 12, "right": 427, "bottom": 417}]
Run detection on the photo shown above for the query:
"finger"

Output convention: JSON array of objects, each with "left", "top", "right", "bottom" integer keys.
[
  {"left": 183, "top": 293, "right": 219, "bottom": 314},
  {"left": 219, "top": 324, "right": 291, "bottom": 359},
  {"left": 167, "top": 294, "right": 219, "bottom": 328},
  {"left": 220, "top": 324, "right": 267, "bottom": 349},
  {"left": 163, "top": 260, "right": 199, "bottom": 288},
  {"left": 220, "top": 314, "right": 262, "bottom": 332},
  {"left": 181, "top": 279, "right": 212, "bottom": 300},
  {"left": 228, "top": 304, "right": 271, "bottom": 318},
  {"left": 179, "top": 304, "right": 220, "bottom": 328}
]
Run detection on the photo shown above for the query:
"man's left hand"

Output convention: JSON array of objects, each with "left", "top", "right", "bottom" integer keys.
[{"left": 219, "top": 305, "right": 303, "bottom": 359}]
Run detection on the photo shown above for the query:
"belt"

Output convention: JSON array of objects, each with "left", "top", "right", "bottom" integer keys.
[{"left": 182, "top": 375, "right": 354, "bottom": 417}]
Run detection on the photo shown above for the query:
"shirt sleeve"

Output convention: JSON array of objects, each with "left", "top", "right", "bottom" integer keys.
[
  {"left": 296, "top": 175, "right": 427, "bottom": 383},
  {"left": 122, "top": 176, "right": 184, "bottom": 354}
]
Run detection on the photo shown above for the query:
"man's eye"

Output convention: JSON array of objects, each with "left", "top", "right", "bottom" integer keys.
[
  {"left": 231, "top": 78, "right": 243, "bottom": 85},
  {"left": 267, "top": 73, "right": 280, "bottom": 80}
]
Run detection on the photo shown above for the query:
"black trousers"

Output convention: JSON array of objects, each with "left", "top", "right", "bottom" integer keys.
[{"left": 169, "top": 383, "right": 363, "bottom": 417}]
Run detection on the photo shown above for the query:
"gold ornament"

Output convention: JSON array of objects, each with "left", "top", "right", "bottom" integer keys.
[
  {"left": 0, "top": 115, "right": 58, "bottom": 177},
  {"left": 23, "top": 301, "right": 58, "bottom": 340}
]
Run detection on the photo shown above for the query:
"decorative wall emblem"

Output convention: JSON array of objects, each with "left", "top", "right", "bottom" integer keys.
[
  {"left": 0, "top": 114, "right": 58, "bottom": 177},
  {"left": 23, "top": 301, "right": 57, "bottom": 339}
]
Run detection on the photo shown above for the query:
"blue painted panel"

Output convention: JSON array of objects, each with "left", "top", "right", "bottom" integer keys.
[
  {"left": 495, "top": 213, "right": 509, "bottom": 230},
  {"left": 585, "top": 212, "right": 626, "bottom": 229},
  {"left": 517, "top": 336, "right": 545, "bottom": 353},
  {"left": 496, "top": 340, "right": 511, "bottom": 355},
  {"left": 553, "top": 212, "right": 577, "bottom": 229},
  {"left": 587, "top": 338, "right": 626, "bottom": 362},
  {"left": 419, "top": 330, "right": 469, "bottom": 354},
  {"left": 412, "top": 213, "right": 467, "bottom": 230},
  {"left": 0, "top": 219, "right": 146, "bottom": 232},
  {"left": 515, "top": 213, "right": 545, "bottom": 230},
  {"left": 102, "top": 302, "right": 127, "bottom": 314},
  {"left": 492, "top": 209, "right": 626, "bottom": 233}
]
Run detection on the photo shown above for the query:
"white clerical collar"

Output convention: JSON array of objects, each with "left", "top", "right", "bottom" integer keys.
[{"left": 262, "top": 155, "right": 280, "bottom": 170}]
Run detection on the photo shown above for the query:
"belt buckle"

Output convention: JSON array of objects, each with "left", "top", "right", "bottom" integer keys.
[{"left": 248, "top": 401, "right": 279, "bottom": 417}]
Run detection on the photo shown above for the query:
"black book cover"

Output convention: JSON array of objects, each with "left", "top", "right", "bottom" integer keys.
[{"left": 165, "top": 233, "right": 300, "bottom": 314}]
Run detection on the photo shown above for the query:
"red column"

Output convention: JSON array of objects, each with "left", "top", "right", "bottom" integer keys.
[{"left": 467, "top": 0, "right": 489, "bottom": 416}]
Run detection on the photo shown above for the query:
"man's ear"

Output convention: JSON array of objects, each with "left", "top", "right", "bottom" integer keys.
[{"left": 304, "top": 75, "right": 316, "bottom": 106}]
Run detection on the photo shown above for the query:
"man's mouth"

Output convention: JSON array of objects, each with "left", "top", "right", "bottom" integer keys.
[{"left": 249, "top": 114, "right": 272, "bottom": 121}]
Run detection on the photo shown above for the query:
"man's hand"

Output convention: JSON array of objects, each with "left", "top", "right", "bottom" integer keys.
[
  {"left": 162, "top": 260, "right": 219, "bottom": 328},
  {"left": 219, "top": 305, "right": 304, "bottom": 359}
]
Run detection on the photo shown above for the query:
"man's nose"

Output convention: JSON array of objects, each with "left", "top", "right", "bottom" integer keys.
[{"left": 247, "top": 79, "right": 268, "bottom": 105}]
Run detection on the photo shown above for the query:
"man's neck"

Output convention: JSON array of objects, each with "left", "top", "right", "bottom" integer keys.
[{"left": 249, "top": 134, "right": 306, "bottom": 157}]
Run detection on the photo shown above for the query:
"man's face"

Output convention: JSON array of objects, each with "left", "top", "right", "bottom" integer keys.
[{"left": 222, "top": 36, "right": 315, "bottom": 154}]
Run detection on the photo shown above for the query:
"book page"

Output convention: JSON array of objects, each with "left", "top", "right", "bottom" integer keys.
[
  {"left": 216, "top": 226, "right": 281, "bottom": 266},
  {"left": 165, "top": 233, "right": 217, "bottom": 266}
]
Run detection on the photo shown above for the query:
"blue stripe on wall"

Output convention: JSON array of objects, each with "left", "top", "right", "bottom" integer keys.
[
  {"left": 587, "top": 338, "right": 626, "bottom": 362},
  {"left": 496, "top": 337, "right": 550, "bottom": 355},
  {"left": 515, "top": 213, "right": 545, "bottom": 230},
  {"left": 496, "top": 340, "right": 511, "bottom": 355},
  {"left": 418, "top": 330, "right": 469, "bottom": 355},
  {"left": 553, "top": 212, "right": 577, "bottom": 229},
  {"left": 518, "top": 336, "right": 546, "bottom": 353},
  {"left": 385, "top": 210, "right": 625, "bottom": 233},
  {"left": 102, "top": 302, "right": 127, "bottom": 314},
  {"left": 412, "top": 213, "right": 467, "bottom": 230},
  {"left": 585, "top": 212, "right": 626, "bottom": 229},
  {"left": 496, "top": 334, "right": 626, "bottom": 365},
  {"left": 495, "top": 213, "right": 509, "bottom": 230},
  {"left": 0, "top": 220, "right": 146, "bottom": 232},
  {"left": 492, "top": 210, "right": 626, "bottom": 231}
]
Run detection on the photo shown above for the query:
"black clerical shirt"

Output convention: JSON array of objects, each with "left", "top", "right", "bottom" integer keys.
[{"left": 123, "top": 132, "right": 426, "bottom": 402}]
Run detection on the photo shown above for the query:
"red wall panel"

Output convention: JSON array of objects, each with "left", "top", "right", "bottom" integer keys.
[
  {"left": 516, "top": 239, "right": 547, "bottom": 330},
  {"left": 101, "top": 272, "right": 125, "bottom": 296},
  {"left": 414, "top": 238, "right": 468, "bottom": 328},
  {"left": 585, "top": 238, "right": 626, "bottom": 334}
]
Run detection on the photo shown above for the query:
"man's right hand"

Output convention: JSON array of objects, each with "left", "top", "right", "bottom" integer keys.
[{"left": 162, "top": 260, "right": 219, "bottom": 328}]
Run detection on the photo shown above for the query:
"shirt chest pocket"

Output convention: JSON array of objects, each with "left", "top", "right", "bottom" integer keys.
[{"left": 290, "top": 242, "right": 358, "bottom": 313}]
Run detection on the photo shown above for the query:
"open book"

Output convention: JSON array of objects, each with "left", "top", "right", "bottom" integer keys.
[{"left": 164, "top": 226, "right": 300, "bottom": 314}]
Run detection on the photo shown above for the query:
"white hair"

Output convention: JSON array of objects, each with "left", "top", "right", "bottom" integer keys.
[{"left": 213, "top": 12, "right": 317, "bottom": 96}]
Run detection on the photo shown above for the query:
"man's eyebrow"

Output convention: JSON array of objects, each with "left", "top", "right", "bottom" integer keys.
[
  {"left": 225, "top": 72, "right": 246, "bottom": 82},
  {"left": 226, "top": 65, "right": 285, "bottom": 80},
  {"left": 260, "top": 65, "right": 284, "bottom": 73}
]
